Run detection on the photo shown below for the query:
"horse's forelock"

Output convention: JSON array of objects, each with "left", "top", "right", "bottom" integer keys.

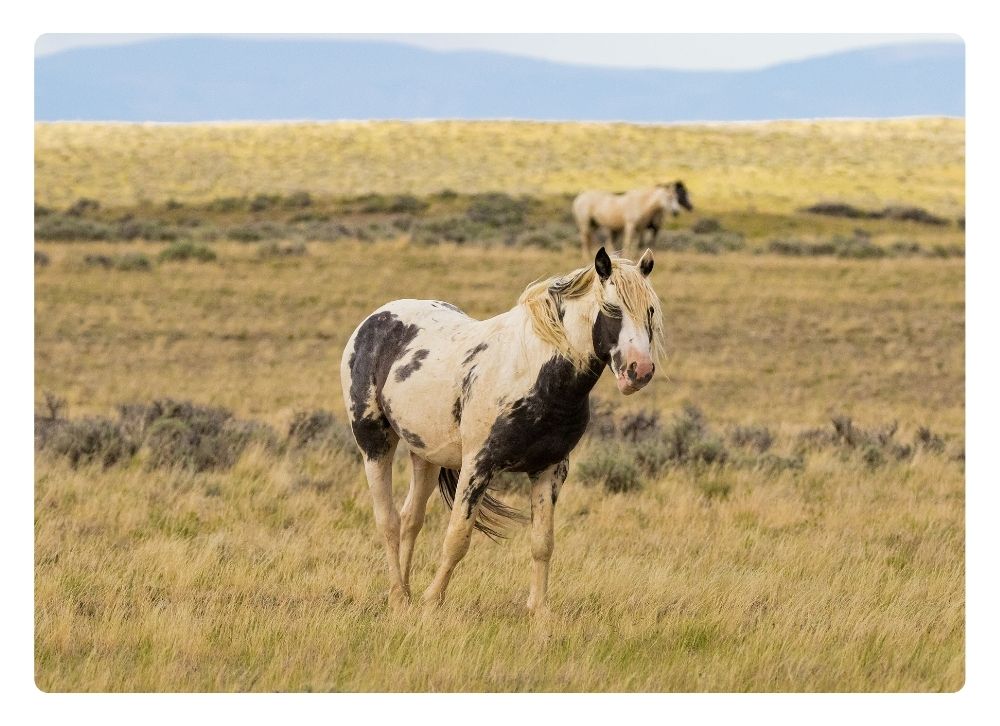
[
  {"left": 605, "top": 261, "right": 665, "bottom": 361},
  {"left": 520, "top": 258, "right": 664, "bottom": 368}
]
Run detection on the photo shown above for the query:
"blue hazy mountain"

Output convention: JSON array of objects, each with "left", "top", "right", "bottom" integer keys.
[{"left": 34, "top": 37, "right": 964, "bottom": 122}]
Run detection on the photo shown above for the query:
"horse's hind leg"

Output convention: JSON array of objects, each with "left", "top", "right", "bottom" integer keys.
[
  {"left": 362, "top": 442, "right": 408, "bottom": 606},
  {"left": 526, "top": 460, "right": 568, "bottom": 616},
  {"left": 399, "top": 453, "right": 440, "bottom": 594}
]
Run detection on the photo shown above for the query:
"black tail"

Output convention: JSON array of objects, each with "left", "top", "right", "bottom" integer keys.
[{"left": 437, "top": 468, "right": 527, "bottom": 542}]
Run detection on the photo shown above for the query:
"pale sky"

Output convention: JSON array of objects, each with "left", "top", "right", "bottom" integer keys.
[{"left": 33, "top": 33, "right": 961, "bottom": 71}]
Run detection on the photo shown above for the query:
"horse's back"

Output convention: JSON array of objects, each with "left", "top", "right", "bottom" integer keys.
[{"left": 572, "top": 190, "right": 605, "bottom": 221}]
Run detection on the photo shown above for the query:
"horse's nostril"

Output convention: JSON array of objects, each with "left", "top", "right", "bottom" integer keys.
[{"left": 627, "top": 361, "right": 638, "bottom": 381}]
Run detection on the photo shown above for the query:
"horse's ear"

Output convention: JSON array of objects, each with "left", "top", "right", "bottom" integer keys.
[
  {"left": 595, "top": 247, "right": 612, "bottom": 281},
  {"left": 639, "top": 249, "right": 654, "bottom": 277}
]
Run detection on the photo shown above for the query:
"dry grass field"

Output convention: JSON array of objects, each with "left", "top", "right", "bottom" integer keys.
[{"left": 34, "top": 120, "right": 964, "bottom": 692}]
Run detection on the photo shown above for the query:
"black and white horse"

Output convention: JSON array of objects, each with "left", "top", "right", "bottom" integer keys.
[{"left": 340, "top": 248, "right": 664, "bottom": 615}]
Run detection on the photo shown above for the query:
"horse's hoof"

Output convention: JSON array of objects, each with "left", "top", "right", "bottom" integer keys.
[
  {"left": 420, "top": 590, "right": 444, "bottom": 617},
  {"left": 527, "top": 602, "right": 552, "bottom": 619},
  {"left": 389, "top": 586, "right": 411, "bottom": 609}
]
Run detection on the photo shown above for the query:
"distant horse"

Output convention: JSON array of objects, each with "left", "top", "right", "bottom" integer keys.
[
  {"left": 573, "top": 181, "right": 693, "bottom": 258},
  {"left": 341, "top": 247, "right": 664, "bottom": 614}
]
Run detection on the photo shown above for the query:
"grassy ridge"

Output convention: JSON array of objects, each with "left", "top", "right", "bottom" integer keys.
[{"left": 35, "top": 119, "right": 965, "bottom": 214}]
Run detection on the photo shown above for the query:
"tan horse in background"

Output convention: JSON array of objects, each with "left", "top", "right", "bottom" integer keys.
[{"left": 573, "top": 181, "right": 693, "bottom": 258}]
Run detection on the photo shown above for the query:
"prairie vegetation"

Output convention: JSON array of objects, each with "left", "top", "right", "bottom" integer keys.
[{"left": 34, "top": 119, "right": 964, "bottom": 691}]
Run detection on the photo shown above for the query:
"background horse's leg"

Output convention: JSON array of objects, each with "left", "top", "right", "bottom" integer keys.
[
  {"left": 363, "top": 446, "right": 407, "bottom": 607},
  {"left": 422, "top": 463, "right": 490, "bottom": 608},
  {"left": 622, "top": 223, "right": 636, "bottom": 258},
  {"left": 526, "top": 460, "right": 568, "bottom": 616},
  {"left": 399, "top": 452, "right": 440, "bottom": 595},
  {"left": 610, "top": 228, "right": 623, "bottom": 252},
  {"left": 579, "top": 222, "right": 593, "bottom": 259}
]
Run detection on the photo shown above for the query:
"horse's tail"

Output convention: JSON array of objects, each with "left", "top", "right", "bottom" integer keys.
[{"left": 437, "top": 468, "right": 526, "bottom": 542}]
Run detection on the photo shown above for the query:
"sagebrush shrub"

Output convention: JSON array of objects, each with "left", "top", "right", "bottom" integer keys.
[
  {"left": 691, "top": 217, "right": 722, "bottom": 234},
  {"left": 577, "top": 444, "right": 643, "bottom": 494},
  {"left": 466, "top": 193, "right": 529, "bottom": 228},
  {"left": 36, "top": 215, "right": 114, "bottom": 241},
  {"left": 288, "top": 410, "right": 359, "bottom": 459},
  {"left": 45, "top": 418, "right": 138, "bottom": 469},
  {"left": 114, "top": 253, "right": 153, "bottom": 271},
  {"left": 158, "top": 242, "right": 217, "bottom": 262},
  {"left": 729, "top": 424, "right": 774, "bottom": 453}
]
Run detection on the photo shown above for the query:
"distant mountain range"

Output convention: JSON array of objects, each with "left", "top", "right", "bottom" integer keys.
[{"left": 34, "top": 38, "right": 964, "bottom": 122}]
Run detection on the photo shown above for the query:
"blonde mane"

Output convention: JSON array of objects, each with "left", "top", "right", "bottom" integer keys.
[{"left": 517, "top": 256, "right": 665, "bottom": 370}]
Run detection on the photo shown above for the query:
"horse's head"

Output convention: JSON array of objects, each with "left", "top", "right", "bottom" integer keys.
[
  {"left": 519, "top": 248, "right": 665, "bottom": 396},
  {"left": 592, "top": 247, "right": 663, "bottom": 395},
  {"left": 661, "top": 180, "right": 694, "bottom": 215}
]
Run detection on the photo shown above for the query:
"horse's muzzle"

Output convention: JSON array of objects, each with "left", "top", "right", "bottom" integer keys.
[{"left": 616, "top": 359, "right": 655, "bottom": 395}]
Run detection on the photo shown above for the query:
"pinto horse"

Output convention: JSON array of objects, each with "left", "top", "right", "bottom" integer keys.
[
  {"left": 340, "top": 248, "right": 664, "bottom": 614},
  {"left": 573, "top": 181, "right": 693, "bottom": 259}
]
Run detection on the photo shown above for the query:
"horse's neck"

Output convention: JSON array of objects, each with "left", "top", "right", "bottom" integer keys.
[
  {"left": 648, "top": 187, "right": 670, "bottom": 209},
  {"left": 504, "top": 303, "right": 604, "bottom": 380}
]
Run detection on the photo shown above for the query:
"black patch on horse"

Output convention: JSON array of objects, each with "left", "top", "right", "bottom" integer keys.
[
  {"left": 592, "top": 309, "right": 623, "bottom": 363},
  {"left": 462, "top": 342, "right": 488, "bottom": 366},
  {"left": 346, "top": 311, "right": 421, "bottom": 460},
  {"left": 394, "top": 348, "right": 430, "bottom": 382},
  {"left": 529, "top": 459, "right": 569, "bottom": 505},
  {"left": 472, "top": 356, "right": 603, "bottom": 481},
  {"left": 451, "top": 397, "right": 463, "bottom": 424},
  {"left": 461, "top": 471, "right": 492, "bottom": 517},
  {"left": 461, "top": 365, "right": 478, "bottom": 407},
  {"left": 432, "top": 300, "right": 464, "bottom": 314},
  {"left": 552, "top": 459, "right": 569, "bottom": 504},
  {"left": 400, "top": 428, "right": 426, "bottom": 450}
]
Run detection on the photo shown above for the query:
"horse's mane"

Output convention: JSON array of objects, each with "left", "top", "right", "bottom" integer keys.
[{"left": 517, "top": 256, "right": 665, "bottom": 371}]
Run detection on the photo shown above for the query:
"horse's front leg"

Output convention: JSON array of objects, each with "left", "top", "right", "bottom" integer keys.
[
  {"left": 622, "top": 223, "right": 636, "bottom": 258},
  {"left": 422, "top": 462, "right": 491, "bottom": 609},
  {"left": 526, "top": 459, "right": 569, "bottom": 616},
  {"left": 579, "top": 224, "right": 592, "bottom": 259}
]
